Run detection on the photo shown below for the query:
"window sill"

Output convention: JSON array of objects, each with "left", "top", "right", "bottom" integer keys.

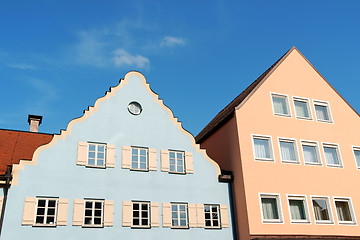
[
  {"left": 325, "top": 164, "right": 343, "bottom": 168},
  {"left": 281, "top": 160, "right": 300, "bottom": 164},
  {"left": 304, "top": 162, "right": 322, "bottom": 166},
  {"left": 82, "top": 225, "right": 104, "bottom": 228},
  {"left": 274, "top": 113, "right": 292, "bottom": 118},
  {"left": 295, "top": 116, "right": 313, "bottom": 121},
  {"left": 86, "top": 165, "right": 106, "bottom": 169},
  {"left": 254, "top": 158, "right": 274, "bottom": 162},
  {"left": 262, "top": 219, "right": 283, "bottom": 224}
]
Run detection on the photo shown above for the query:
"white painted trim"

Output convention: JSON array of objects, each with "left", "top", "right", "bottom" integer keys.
[
  {"left": 251, "top": 134, "right": 275, "bottom": 162},
  {"left": 300, "top": 140, "right": 323, "bottom": 166},
  {"left": 310, "top": 195, "right": 334, "bottom": 225},
  {"left": 270, "top": 92, "right": 292, "bottom": 118},
  {"left": 258, "top": 193, "right": 284, "bottom": 224},
  {"left": 332, "top": 197, "right": 357, "bottom": 225},
  {"left": 131, "top": 201, "right": 151, "bottom": 228},
  {"left": 86, "top": 142, "right": 107, "bottom": 169},
  {"left": 292, "top": 96, "right": 313, "bottom": 121},
  {"left": 277, "top": 137, "right": 300, "bottom": 164},
  {"left": 33, "top": 197, "right": 59, "bottom": 227},
  {"left": 321, "top": 142, "right": 343, "bottom": 168},
  {"left": 351, "top": 146, "right": 360, "bottom": 169},
  {"left": 82, "top": 199, "right": 104, "bottom": 228},
  {"left": 130, "top": 146, "right": 149, "bottom": 172},
  {"left": 170, "top": 203, "right": 189, "bottom": 229},
  {"left": 286, "top": 194, "right": 311, "bottom": 224},
  {"left": 313, "top": 99, "right": 334, "bottom": 124}
]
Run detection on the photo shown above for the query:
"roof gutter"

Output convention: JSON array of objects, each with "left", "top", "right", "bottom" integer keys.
[{"left": 0, "top": 166, "right": 12, "bottom": 237}]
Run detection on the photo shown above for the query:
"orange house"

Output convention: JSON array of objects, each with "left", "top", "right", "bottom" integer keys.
[{"left": 196, "top": 47, "right": 360, "bottom": 239}]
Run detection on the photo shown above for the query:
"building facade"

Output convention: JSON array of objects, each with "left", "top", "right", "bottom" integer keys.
[
  {"left": 2, "top": 72, "right": 233, "bottom": 239},
  {"left": 196, "top": 47, "right": 360, "bottom": 239}
]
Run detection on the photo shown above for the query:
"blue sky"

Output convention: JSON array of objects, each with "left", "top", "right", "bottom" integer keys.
[{"left": 1, "top": 0, "right": 359, "bottom": 136}]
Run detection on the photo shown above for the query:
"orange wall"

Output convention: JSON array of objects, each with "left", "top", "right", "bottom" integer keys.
[{"left": 235, "top": 49, "right": 360, "bottom": 236}]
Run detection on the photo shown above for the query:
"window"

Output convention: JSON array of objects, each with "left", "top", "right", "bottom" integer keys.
[
  {"left": 132, "top": 202, "right": 150, "bottom": 228},
  {"left": 287, "top": 195, "right": 310, "bottom": 223},
  {"left": 84, "top": 200, "right": 104, "bottom": 227},
  {"left": 171, "top": 203, "right": 188, "bottom": 228},
  {"left": 352, "top": 147, "right": 360, "bottom": 169},
  {"left": 260, "top": 194, "right": 282, "bottom": 223},
  {"left": 271, "top": 93, "right": 291, "bottom": 117},
  {"left": 131, "top": 147, "right": 148, "bottom": 170},
  {"left": 279, "top": 138, "right": 299, "bottom": 163},
  {"left": 314, "top": 100, "right": 332, "bottom": 123},
  {"left": 334, "top": 198, "right": 356, "bottom": 224},
  {"left": 301, "top": 141, "right": 321, "bottom": 165},
  {"left": 311, "top": 196, "right": 333, "bottom": 224},
  {"left": 35, "top": 198, "right": 58, "bottom": 226},
  {"left": 204, "top": 204, "right": 221, "bottom": 228},
  {"left": 88, "top": 143, "right": 106, "bottom": 167},
  {"left": 293, "top": 97, "right": 312, "bottom": 120},
  {"left": 252, "top": 135, "right": 274, "bottom": 161},
  {"left": 169, "top": 151, "right": 185, "bottom": 173},
  {"left": 323, "top": 143, "right": 342, "bottom": 167}
]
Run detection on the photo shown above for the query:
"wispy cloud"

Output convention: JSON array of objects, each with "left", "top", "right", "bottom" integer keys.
[
  {"left": 7, "top": 63, "right": 37, "bottom": 70},
  {"left": 160, "top": 36, "right": 186, "bottom": 47},
  {"left": 113, "top": 49, "right": 150, "bottom": 69}
]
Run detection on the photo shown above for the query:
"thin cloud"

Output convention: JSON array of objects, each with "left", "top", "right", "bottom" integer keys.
[
  {"left": 160, "top": 36, "right": 186, "bottom": 47},
  {"left": 7, "top": 63, "right": 37, "bottom": 70},
  {"left": 113, "top": 49, "right": 150, "bottom": 69},
  {"left": 74, "top": 31, "right": 107, "bottom": 67}
]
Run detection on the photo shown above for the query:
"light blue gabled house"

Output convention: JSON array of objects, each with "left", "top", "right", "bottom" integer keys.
[{"left": 2, "top": 72, "right": 234, "bottom": 239}]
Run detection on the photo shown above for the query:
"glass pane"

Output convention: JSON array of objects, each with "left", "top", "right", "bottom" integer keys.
[
  {"left": 205, "top": 213, "right": 211, "bottom": 219},
  {"left": 133, "top": 203, "right": 139, "bottom": 210},
  {"left": 141, "top": 204, "right": 148, "bottom": 210},
  {"left": 85, "top": 210, "right": 92, "bottom": 216},
  {"left": 95, "top": 210, "right": 102, "bottom": 217},
  {"left": 85, "top": 201, "right": 92, "bottom": 208},
  {"left": 97, "top": 152, "right": 104, "bottom": 159},
  {"left": 354, "top": 150, "right": 360, "bottom": 167},
  {"left": 289, "top": 199, "right": 306, "bottom": 220},
  {"left": 140, "top": 156, "right": 146, "bottom": 163},
  {"left": 303, "top": 145, "right": 319, "bottom": 164},
  {"left": 97, "top": 160, "right": 104, "bottom": 166},
  {"left": 94, "top": 218, "right": 101, "bottom": 225},
  {"left": 280, "top": 141, "right": 296, "bottom": 161},
  {"left": 315, "top": 105, "right": 329, "bottom": 121},
  {"left": 88, "top": 158, "right": 95, "bottom": 165},
  {"left": 171, "top": 205, "right": 177, "bottom": 211},
  {"left": 142, "top": 211, "right": 148, "bottom": 218},
  {"left": 177, "top": 166, "right": 183, "bottom": 172},
  {"left": 140, "top": 163, "right": 146, "bottom": 169},
  {"left": 48, "top": 200, "right": 56, "bottom": 207},
  {"left": 177, "top": 152, "right": 183, "bottom": 159},
  {"left": 38, "top": 200, "right": 46, "bottom": 207},
  {"left": 213, "top": 220, "right": 219, "bottom": 226},
  {"left": 132, "top": 162, "right": 137, "bottom": 169},
  {"left": 132, "top": 148, "right": 138, "bottom": 155},
  {"left": 84, "top": 217, "right": 92, "bottom": 225},
  {"left": 47, "top": 208, "right": 55, "bottom": 216},
  {"left": 294, "top": 100, "right": 309, "bottom": 118},
  {"left": 324, "top": 147, "right": 339, "bottom": 165},
  {"left": 142, "top": 219, "right": 148, "bottom": 226},
  {"left": 88, "top": 152, "right": 95, "bottom": 158},
  {"left": 133, "top": 211, "right": 139, "bottom": 217},
  {"left": 140, "top": 149, "right": 146, "bottom": 156},
  {"left": 172, "top": 212, "right": 178, "bottom": 219},
  {"left": 133, "top": 219, "right": 139, "bottom": 225},
  {"left": 172, "top": 219, "right": 178, "bottom": 226},
  {"left": 46, "top": 217, "right": 55, "bottom": 224},
  {"left": 336, "top": 201, "right": 352, "bottom": 221},
  {"left": 204, "top": 206, "right": 210, "bottom": 212},
  {"left": 261, "top": 198, "right": 279, "bottom": 220},
  {"left": 170, "top": 165, "right": 175, "bottom": 172},
  {"left": 89, "top": 145, "right": 96, "bottom": 151},
  {"left": 313, "top": 199, "right": 330, "bottom": 221},
  {"left": 272, "top": 96, "right": 288, "bottom": 115},
  {"left": 254, "top": 138, "right": 270, "bottom": 159},
  {"left": 205, "top": 220, "right": 211, "bottom": 226},
  {"left": 97, "top": 145, "right": 104, "bottom": 152},
  {"left": 180, "top": 220, "right": 186, "bottom": 226},
  {"left": 169, "top": 152, "right": 175, "bottom": 158},
  {"left": 95, "top": 202, "right": 102, "bottom": 209},
  {"left": 37, "top": 208, "right": 45, "bottom": 215},
  {"left": 179, "top": 205, "right": 185, "bottom": 211},
  {"left": 36, "top": 216, "right": 44, "bottom": 224},
  {"left": 180, "top": 212, "right": 186, "bottom": 219}
]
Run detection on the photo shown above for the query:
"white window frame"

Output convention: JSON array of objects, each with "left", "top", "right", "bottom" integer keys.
[
  {"left": 171, "top": 203, "right": 188, "bottom": 228},
  {"left": 169, "top": 150, "right": 185, "bottom": 174},
  {"left": 278, "top": 137, "right": 300, "bottom": 164},
  {"left": 34, "top": 198, "right": 58, "bottom": 226},
  {"left": 131, "top": 147, "right": 149, "bottom": 171},
  {"left": 292, "top": 96, "right": 313, "bottom": 120},
  {"left": 352, "top": 146, "right": 360, "bottom": 169},
  {"left": 333, "top": 197, "right": 357, "bottom": 225},
  {"left": 313, "top": 100, "right": 333, "bottom": 123},
  {"left": 132, "top": 201, "right": 150, "bottom": 228},
  {"left": 322, "top": 143, "right": 343, "bottom": 168},
  {"left": 83, "top": 199, "right": 104, "bottom": 227},
  {"left": 87, "top": 142, "right": 106, "bottom": 168},
  {"left": 286, "top": 195, "right": 310, "bottom": 224},
  {"left": 310, "top": 196, "right": 334, "bottom": 225},
  {"left": 300, "top": 140, "right": 322, "bottom": 166},
  {"left": 271, "top": 93, "right": 292, "bottom": 117},
  {"left": 252, "top": 135, "right": 274, "bottom": 162},
  {"left": 259, "top": 193, "right": 283, "bottom": 224},
  {"left": 204, "top": 204, "right": 221, "bottom": 229}
]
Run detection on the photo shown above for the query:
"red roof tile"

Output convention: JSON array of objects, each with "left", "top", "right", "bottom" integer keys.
[{"left": 0, "top": 129, "right": 53, "bottom": 175}]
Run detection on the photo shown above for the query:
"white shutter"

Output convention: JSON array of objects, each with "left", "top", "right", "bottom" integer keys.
[
  {"left": 220, "top": 205, "right": 229, "bottom": 228},
  {"left": 56, "top": 198, "right": 68, "bottom": 226},
  {"left": 188, "top": 203, "right": 197, "bottom": 228},
  {"left": 77, "top": 142, "right": 88, "bottom": 166},
  {"left": 148, "top": 148, "right": 157, "bottom": 171},
  {"left": 162, "top": 203, "right": 172, "bottom": 227},
  {"left": 122, "top": 146, "right": 131, "bottom": 169},
  {"left": 22, "top": 197, "right": 36, "bottom": 225},
  {"left": 151, "top": 202, "right": 159, "bottom": 227},
  {"left": 72, "top": 199, "right": 84, "bottom": 226},
  {"left": 122, "top": 201, "right": 132, "bottom": 227},
  {"left": 160, "top": 150, "right": 169, "bottom": 172},
  {"left": 104, "top": 200, "right": 114, "bottom": 227},
  {"left": 185, "top": 152, "right": 194, "bottom": 174},
  {"left": 196, "top": 204, "right": 205, "bottom": 228},
  {"left": 106, "top": 144, "right": 116, "bottom": 168}
]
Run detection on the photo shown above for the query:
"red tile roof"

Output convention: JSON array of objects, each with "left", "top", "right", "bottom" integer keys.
[{"left": 0, "top": 129, "right": 53, "bottom": 175}]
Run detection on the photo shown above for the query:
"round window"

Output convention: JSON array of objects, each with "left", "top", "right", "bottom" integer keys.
[{"left": 128, "top": 101, "right": 142, "bottom": 115}]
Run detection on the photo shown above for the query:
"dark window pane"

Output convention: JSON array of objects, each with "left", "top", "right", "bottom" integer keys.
[
  {"left": 84, "top": 217, "right": 92, "bottom": 225},
  {"left": 213, "top": 220, "right": 219, "bottom": 226},
  {"left": 142, "top": 204, "right": 148, "bottom": 210},
  {"left": 142, "top": 219, "right": 148, "bottom": 226},
  {"left": 94, "top": 218, "right": 101, "bottom": 225},
  {"left": 133, "top": 219, "right": 139, "bottom": 225},
  {"left": 85, "top": 210, "right": 92, "bottom": 216},
  {"left": 85, "top": 202, "right": 92, "bottom": 208},
  {"left": 205, "top": 213, "right": 211, "bottom": 219},
  {"left": 133, "top": 204, "right": 139, "bottom": 210},
  {"left": 46, "top": 217, "right": 55, "bottom": 224},
  {"left": 205, "top": 220, "right": 211, "bottom": 226},
  {"left": 38, "top": 200, "right": 46, "bottom": 207},
  {"left": 36, "top": 216, "right": 44, "bottom": 224},
  {"left": 95, "top": 202, "right": 102, "bottom": 209},
  {"left": 48, "top": 200, "right": 56, "bottom": 207},
  {"left": 133, "top": 211, "right": 139, "bottom": 217},
  {"left": 47, "top": 208, "right": 55, "bottom": 216},
  {"left": 142, "top": 211, "right": 148, "bottom": 218},
  {"left": 95, "top": 210, "right": 102, "bottom": 217},
  {"left": 37, "top": 208, "right": 45, "bottom": 215}
]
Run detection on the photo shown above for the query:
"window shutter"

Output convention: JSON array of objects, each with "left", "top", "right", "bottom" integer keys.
[
  {"left": 104, "top": 200, "right": 114, "bottom": 227},
  {"left": 196, "top": 204, "right": 205, "bottom": 228},
  {"left": 188, "top": 203, "right": 197, "bottom": 228},
  {"left": 72, "top": 199, "right": 84, "bottom": 226},
  {"left": 57, "top": 198, "right": 68, "bottom": 226},
  {"left": 122, "top": 201, "right": 132, "bottom": 227},
  {"left": 185, "top": 152, "right": 194, "bottom": 174},
  {"left": 122, "top": 146, "right": 131, "bottom": 169},
  {"left": 106, "top": 144, "right": 116, "bottom": 168},
  {"left": 150, "top": 202, "right": 159, "bottom": 227},
  {"left": 77, "top": 142, "right": 87, "bottom": 166},
  {"left": 148, "top": 148, "right": 157, "bottom": 171},
  {"left": 160, "top": 150, "right": 169, "bottom": 172},
  {"left": 220, "top": 204, "right": 229, "bottom": 228},
  {"left": 162, "top": 203, "right": 171, "bottom": 227},
  {"left": 22, "top": 197, "right": 36, "bottom": 225}
]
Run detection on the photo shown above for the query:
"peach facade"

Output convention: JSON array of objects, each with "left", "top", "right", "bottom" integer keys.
[{"left": 198, "top": 48, "right": 360, "bottom": 239}]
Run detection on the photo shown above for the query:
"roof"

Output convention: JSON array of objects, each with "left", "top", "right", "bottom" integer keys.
[
  {"left": 0, "top": 129, "right": 53, "bottom": 175},
  {"left": 195, "top": 47, "right": 293, "bottom": 144}
]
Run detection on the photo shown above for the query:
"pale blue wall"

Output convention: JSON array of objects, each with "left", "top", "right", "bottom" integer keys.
[{"left": 2, "top": 73, "right": 233, "bottom": 239}]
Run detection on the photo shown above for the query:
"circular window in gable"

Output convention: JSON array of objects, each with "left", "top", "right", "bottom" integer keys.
[{"left": 128, "top": 101, "right": 142, "bottom": 115}]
